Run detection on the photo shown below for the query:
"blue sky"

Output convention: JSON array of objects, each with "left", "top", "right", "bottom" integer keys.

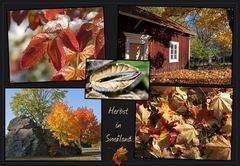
[{"left": 5, "top": 88, "right": 101, "bottom": 134}]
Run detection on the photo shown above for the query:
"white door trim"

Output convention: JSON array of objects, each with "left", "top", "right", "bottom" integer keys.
[{"left": 124, "top": 32, "right": 151, "bottom": 60}]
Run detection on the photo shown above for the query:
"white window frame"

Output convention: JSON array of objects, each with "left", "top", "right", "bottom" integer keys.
[
  {"left": 169, "top": 41, "right": 179, "bottom": 63},
  {"left": 124, "top": 32, "right": 151, "bottom": 60}
]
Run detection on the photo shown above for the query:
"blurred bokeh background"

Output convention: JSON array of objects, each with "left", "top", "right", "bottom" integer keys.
[
  {"left": 9, "top": 16, "right": 54, "bottom": 82},
  {"left": 9, "top": 8, "right": 103, "bottom": 82}
]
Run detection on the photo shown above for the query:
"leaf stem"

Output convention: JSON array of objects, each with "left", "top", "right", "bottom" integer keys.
[
  {"left": 76, "top": 52, "right": 80, "bottom": 66},
  {"left": 199, "top": 87, "right": 207, "bottom": 97}
]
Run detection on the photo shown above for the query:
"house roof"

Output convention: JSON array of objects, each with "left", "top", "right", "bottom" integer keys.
[{"left": 119, "top": 6, "right": 196, "bottom": 36}]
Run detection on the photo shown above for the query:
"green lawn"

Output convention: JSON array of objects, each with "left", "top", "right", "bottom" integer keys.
[
  {"left": 6, "top": 148, "right": 101, "bottom": 161},
  {"left": 81, "top": 147, "right": 101, "bottom": 153}
]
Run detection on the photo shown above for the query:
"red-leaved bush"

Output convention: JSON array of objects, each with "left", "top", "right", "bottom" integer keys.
[{"left": 9, "top": 8, "right": 104, "bottom": 81}]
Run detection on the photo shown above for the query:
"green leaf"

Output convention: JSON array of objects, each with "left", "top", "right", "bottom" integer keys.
[
  {"left": 10, "top": 89, "right": 67, "bottom": 128},
  {"left": 159, "top": 130, "right": 169, "bottom": 142}
]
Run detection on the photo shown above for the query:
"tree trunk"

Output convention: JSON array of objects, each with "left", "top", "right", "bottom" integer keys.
[{"left": 208, "top": 57, "right": 212, "bottom": 64}]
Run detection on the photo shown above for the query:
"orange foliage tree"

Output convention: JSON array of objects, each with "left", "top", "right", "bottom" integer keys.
[
  {"left": 74, "top": 107, "right": 101, "bottom": 144},
  {"left": 47, "top": 101, "right": 100, "bottom": 146},
  {"left": 46, "top": 102, "right": 79, "bottom": 146}
]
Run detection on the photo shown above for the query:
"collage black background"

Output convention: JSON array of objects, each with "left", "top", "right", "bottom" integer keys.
[{"left": 1, "top": 0, "right": 239, "bottom": 165}]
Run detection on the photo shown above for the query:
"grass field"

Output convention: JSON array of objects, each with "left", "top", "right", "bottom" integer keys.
[{"left": 6, "top": 148, "right": 101, "bottom": 161}]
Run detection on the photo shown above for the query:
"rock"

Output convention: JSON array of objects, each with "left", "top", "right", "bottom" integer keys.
[
  {"left": 58, "top": 143, "right": 82, "bottom": 156},
  {"left": 6, "top": 116, "right": 82, "bottom": 157},
  {"left": 7, "top": 115, "right": 35, "bottom": 131},
  {"left": 6, "top": 116, "right": 49, "bottom": 157}
]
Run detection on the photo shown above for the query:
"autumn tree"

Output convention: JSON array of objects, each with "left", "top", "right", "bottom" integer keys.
[
  {"left": 47, "top": 102, "right": 101, "bottom": 146},
  {"left": 141, "top": 7, "right": 232, "bottom": 48},
  {"left": 160, "top": 7, "right": 233, "bottom": 48},
  {"left": 140, "top": 6, "right": 189, "bottom": 27},
  {"left": 141, "top": 7, "right": 232, "bottom": 66},
  {"left": 46, "top": 102, "right": 79, "bottom": 146},
  {"left": 74, "top": 107, "right": 101, "bottom": 145},
  {"left": 10, "top": 88, "right": 67, "bottom": 128}
]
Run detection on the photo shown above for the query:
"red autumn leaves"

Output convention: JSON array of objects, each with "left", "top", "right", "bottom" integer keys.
[
  {"left": 9, "top": 9, "right": 66, "bottom": 31},
  {"left": 135, "top": 87, "right": 232, "bottom": 160},
  {"left": 59, "top": 29, "right": 80, "bottom": 52},
  {"left": 11, "top": 10, "right": 29, "bottom": 26},
  {"left": 21, "top": 33, "right": 51, "bottom": 69},
  {"left": 47, "top": 37, "right": 66, "bottom": 71},
  {"left": 10, "top": 8, "right": 104, "bottom": 81},
  {"left": 44, "top": 9, "right": 66, "bottom": 21},
  {"left": 112, "top": 147, "right": 128, "bottom": 166},
  {"left": 21, "top": 25, "right": 104, "bottom": 80}
]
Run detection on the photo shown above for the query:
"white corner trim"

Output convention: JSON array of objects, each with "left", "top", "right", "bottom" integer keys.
[
  {"left": 124, "top": 32, "right": 151, "bottom": 60},
  {"left": 169, "top": 41, "right": 179, "bottom": 63}
]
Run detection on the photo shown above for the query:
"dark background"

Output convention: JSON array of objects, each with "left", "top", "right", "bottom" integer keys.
[{"left": 1, "top": 0, "right": 239, "bottom": 166}]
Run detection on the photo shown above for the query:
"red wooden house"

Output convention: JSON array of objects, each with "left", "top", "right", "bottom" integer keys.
[{"left": 118, "top": 6, "right": 196, "bottom": 74}]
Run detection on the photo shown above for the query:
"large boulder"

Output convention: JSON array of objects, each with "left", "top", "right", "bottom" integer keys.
[
  {"left": 7, "top": 115, "right": 35, "bottom": 131},
  {"left": 6, "top": 116, "right": 81, "bottom": 157}
]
